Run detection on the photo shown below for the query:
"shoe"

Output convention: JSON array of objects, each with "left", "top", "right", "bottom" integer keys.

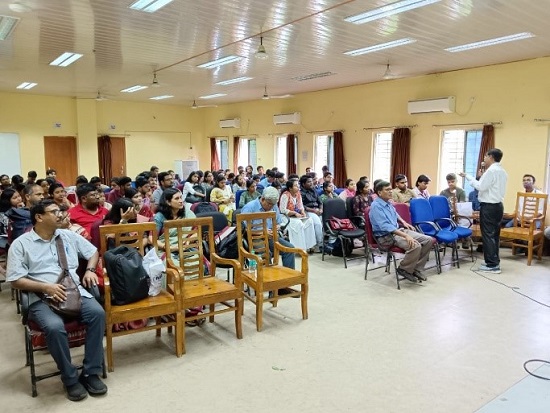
[
  {"left": 413, "top": 270, "right": 427, "bottom": 281},
  {"left": 477, "top": 264, "right": 501, "bottom": 274},
  {"left": 277, "top": 288, "right": 299, "bottom": 297},
  {"left": 396, "top": 268, "right": 417, "bottom": 283},
  {"left": 476, "top": 245, "right": 483, "bottom": 253},
  {"left": 79, "top": 374, "right": 108, "bottom": 396},
  {"left": 65, "top": 382, "right": 88, "bottom": 401}
]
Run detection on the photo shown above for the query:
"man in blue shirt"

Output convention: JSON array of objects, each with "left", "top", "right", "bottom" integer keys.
[
  {"left": 241, "top": 186, "right": 295, "bottom": 269},
  {"left": 369, "top": 180, "right": 432, "bottom": 283}
]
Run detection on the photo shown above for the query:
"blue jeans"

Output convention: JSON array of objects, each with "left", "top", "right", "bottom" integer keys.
[
  {"left": 29, "top": 297, "right": 105, "bottom": 386},
  {"left": 504, "top": 217, "right": 541, "bottom": 229},
  {"left": 270, "top": 237, "right": 295, "bottom": 269}
]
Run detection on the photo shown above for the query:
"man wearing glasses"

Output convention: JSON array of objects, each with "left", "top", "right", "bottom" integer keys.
[
  {"left": 7, "top": 199, "right": 106, "bottom": 401},
  {"left": 68, "top": 184, "right": 109, "bottom": 239}
]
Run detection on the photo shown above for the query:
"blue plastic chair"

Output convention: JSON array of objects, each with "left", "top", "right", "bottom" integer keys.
[
  {"left": 409, "top": 198, "right": 460, "bottom": 268},
  {"left": 235, "top": 189, "right": 246, "bottom": 209},
  {"left": 429, "top": 196, "right": 474, "bottom": 262}
]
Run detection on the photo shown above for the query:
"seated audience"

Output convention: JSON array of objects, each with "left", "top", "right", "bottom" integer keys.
[
  {"left": 338, "top": 179, "right": 356, "bottom": 200},
  {"left": 392, "top": 174, "right": 415, "bottom": 204},
  {"left": 0, "top": 188, "right": 24, "bottom": 249},
  {"left": 135, "top": 176, "right": 152, "bottom": 209},
  {"left": 124, "top": 187, "right": 153, "bottom": 220},
  {"left": 151, "top": 172, "right": 174, "bottom": 210},
  {"left": 412, "top": 174, "right": 431, "bottom": 199},
  {"left": 182, "top": 171, "right": 206, "bottom": 203},
  {"left": 245, "top": 165, "right": 254, "bottom": 180},
  {"left": 232, "top": 174, "right": 247, "bottom": 194},
  {"left": 299, "top": 175, "right": 324, "bottom": 248},
  {"left": 0, "top": 174, "right": 11, "bottom": 192},
  {"left": 46, "top": 168, "right": 65, "bottom": 186},
  {"left": 239, "top": 179, "right": 260, "bottom": 208},
  {"left": 68, "top": 184, "right": 109, "bottom": 240},
  {"left": 352, "top": 180, "right": 371, "bottom": 220},
  {"left": 319, "top": 181, "right": 336, "bottom": 204},
  {"left": 502, "top": 174, "right": 545, "bottom": 228},
  {"left": 468, "top": 180, "right": 481, "bottom": 212},
  {"left": 50, "top": 183, "right": 75, "bottom": 209},
  {"left": 7, "top": 199, "right": 106, "bottom": 401},
  {"left": 97, "top": 190, "right": 112, "bottom": 211},
  {"left": 259, "top": 169, "right": 275, "bottom": 188},
  {"left": 6, "top": 184, "right": 45, "bottom": 241},
  {"left": 369, "top": 181, "right": 432, "bottom": 283},
  {"left": 25, "top": 170, "right": 37, "bottom": 185},
  {"left": 202, "top": 170, "right": 215, "bottom": 191},
  {"left": 107, "top": 176, "right": 132, "bottom": 204},
  {"left": 210, "top": 174, "right": 236, "bottom": 221},
  {"left": 440, "top": 173, "right": 466, "bottom": 203}
]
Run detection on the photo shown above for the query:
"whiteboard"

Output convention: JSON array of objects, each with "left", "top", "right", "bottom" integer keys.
[
  {"left": 174, "top": 160, "right": 199, "bottom": 180},
  {"left": 0, "top": 133, "right": 22, "bottom": 175}
]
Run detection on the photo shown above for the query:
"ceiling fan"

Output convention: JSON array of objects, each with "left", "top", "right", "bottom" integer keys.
[
  {"left": 78, "top": 90, "right": 110, "bottom": 101},
  {"left": 261, "top": 85, "right": 293, "bottom": 100},
  {"left": 191, "top": 99, "right": 218, "bottom": 109}
]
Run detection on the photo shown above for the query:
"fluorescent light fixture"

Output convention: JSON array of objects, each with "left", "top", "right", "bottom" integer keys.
[
  {"left": 120, "top": 85, "right": 148, "bottom": 93},
  {"left": 129, "top": 0, "right": 174, "bottom": 13},
  {"left": 49, "top": 52, "right": 83, "bottom": 67},
  {"left": 197, "top": 55, "right": 243, "bottom": 69},
  {"left": 16, "top": 82, "right": 37, "bottom": 90},
  {"left": 198, "top": 93, "right": 227, "bottom": 99},
  {"left": 149, "top": 95, "right": 174, "bottom": 100},
  {"left": 215, "top": 76, "right": 253, "bottom": 86},
  {"left": 344, "top": 38, "right": 416, "bottom": 56},
  {"left": 445, "top": 32, "right": 535, "bottom": 52},
  {"left": 292, "top": 72, "right": 336, "bottom": 82},
  {"left": 345, "top": 0, "right": 441, "bottom": 24},
  {"left": 0, "top": 15, "right": 20, "bottom": 40}
]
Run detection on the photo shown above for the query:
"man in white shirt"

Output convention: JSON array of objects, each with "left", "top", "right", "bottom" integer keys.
[
  {"left": 503, "top": 174, "right": 544, "bottom": 228},
  {"left": 459, "top": 148, "right": 508, "bottom": 274}
]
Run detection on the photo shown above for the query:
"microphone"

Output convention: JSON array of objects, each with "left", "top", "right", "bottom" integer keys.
[{"left": 480, "top": 161, "right": 486, "bottom": 173}]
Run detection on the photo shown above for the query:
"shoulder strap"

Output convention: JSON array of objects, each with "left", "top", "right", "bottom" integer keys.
[{"left": 55, "top": 235, "right": 70, "bottom": 282}]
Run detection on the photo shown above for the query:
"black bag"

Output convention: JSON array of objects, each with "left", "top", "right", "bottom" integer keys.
[
  {"left": 216, "top": 230, "right": 239, "bottom": 260},
  {"left": 103, "top": 246, "right": 150, "bottom": 305},
  {"left": 331, "top": 237, "right": 354, "bottom": 257},
  {"left": 194, "top": 202, "right": 217, "bottom": 214},
  {"left": 185, "top": 185, "right": 205, "bottom": 203}
]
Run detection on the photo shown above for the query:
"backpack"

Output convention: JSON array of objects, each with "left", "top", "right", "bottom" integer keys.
[
  {"left": 185, "top": 185, "right": 205, "bottom": 203},
  {"left": 216, "top": 229, "right": 239, "bottom": 259},
  {"left": 103, "top": 246, "right": 150, "bottom": 305},
  {"left": 6, "top": 207, "right": 32, "bottom": 243},
  {"left": 193, "top": 202, "right": 217, "bottom": 214},
  {"left": 329, "top": 237, "right": 354, "bottom": 257}
]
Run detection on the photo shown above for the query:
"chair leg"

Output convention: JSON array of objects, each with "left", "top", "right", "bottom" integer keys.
[
  {"left": 301, "top": 283, "right": 308, "bottom": 320},
  {"left": 235, "top": 298, "right": 243, "bottom": 339},
  {"left": 26, "top": 329, "right": 38, "bottom": 397},
  {"left": 256, "top": 293, "right": 264, "bottom": 332},
  {"left": 209, "top": 304, "right": 215, "bottom": 322},
  {"left": 454, "top": 242, "right": 460, "bottom": 268},
  {"left": 176, "top": 312, "right": 185, "bottom": 356},
  {"left": 527, "top": 240, "right": 533, "bottom": 265},
  {"left": 106, "top": 327, "right": 114, "bottom": 372},
  {"left": 341, "top": 237, "right": 348, "bottom": 269},
  {"left": 391, "top": 254, "right": 400, "bottom": 290}
]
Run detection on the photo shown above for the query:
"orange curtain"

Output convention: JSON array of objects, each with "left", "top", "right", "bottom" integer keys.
[
  {"left": 210, "top": 138, "right": 220, "bottom": 171},
  {"left": 233, "top": 135, "right": 240, "bottom": 172},
  {"left": 390, "top": 128, "right": 411, "bottom": 185},
  {"left": 333, "top": 131, "right": 347, "bottom": 188},
  {"left": 97, "top": 135, "right": 112, "bottom": 184},
  {"left": 477, "top": 124, "right": 495, "bottom": 171},
  {"left": 286, "top": 134, "right": 296, "bottom": 175}
]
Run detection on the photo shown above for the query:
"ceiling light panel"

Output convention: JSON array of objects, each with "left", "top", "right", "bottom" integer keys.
[
  {"left": 215, "top": 77, "right": 253, "bottom": 86},
  {"left": 197, "top": 55, "right": 243, "bottom": 69},
  {"left": 345, "top": 0, "right": 441, "bottom": 24},
  {"left": 121, "top": 85, "right": 148, "bottom": 92},
  {"left": 344, "top": 38, "right": 416, "bottom": 56},
  {"left": 445, "top": 32, "right": 535, "bottom": 52},
  {"left": 49, "top": 52, "right": 83, "bottom": 67},
  {"left": 129, "top": 0, "right": 174, "bottom": 13},
  {"left": 0, "top": 15, "right": 20, "bottom": 40},
  {"left": 16, "top": 82, "right": 37, "bottom": 90},
  {"left": 292, "top": 72, "right": 336, "bottom": 82},
  {"left": 199, "top": 93, "right": 227, "bottom": 99},
  {"left": 150, "top": 95, "right": 174, "bottom": 100}
]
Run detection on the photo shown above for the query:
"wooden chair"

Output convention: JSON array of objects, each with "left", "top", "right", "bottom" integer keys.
[
  {"left": 163, "top": 216, "right": 243, "bottom": 352},
  {"left": 99, "top": 222, "right": 183, "bottom": 372},
  {"left": 500, "top": 192, "right": 548, "bottom": 265},
  {"left": 236, "top": 211, "right": 308, "bottom": 332}
]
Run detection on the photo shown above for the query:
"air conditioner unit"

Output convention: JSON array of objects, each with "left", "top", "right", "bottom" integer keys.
[
  {"left": 273, "top": 112, "right": 301, "bottom": 125},
  {"left": 219, "top": 118, "right": 240, "bottom": 128},
  {"left": 407, "top": 96, "right": 456, "bottom": 114}
]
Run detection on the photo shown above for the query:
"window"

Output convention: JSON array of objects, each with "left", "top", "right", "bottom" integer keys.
[
  {"left": 439, "top": 129, "right": 482, "bottom": 195},
  {"left": 275, "top": 136, "right": 287, "bottom": 174},
  {"left": 215, "top": 139, "right": 228, "bottom": 170},
  {"left": 237, "top": 137, "right": 257, "bottom": 169},
  {"left": 372, "top": 132, "right": 393, "bottom": 182},
  {"left": 314, "top": 135, "right": 334, "bottom": 175}
]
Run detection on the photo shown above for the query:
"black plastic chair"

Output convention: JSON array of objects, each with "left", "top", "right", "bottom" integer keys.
[{"left": 321, "top": 199, "right": 367, "bottom": 268}]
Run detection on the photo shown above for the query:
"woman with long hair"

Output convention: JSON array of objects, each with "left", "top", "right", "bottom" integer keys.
[
  {"left": 245, "top": 165, "right": 254, "bottom": 181},
  {"left": 239, "top": 179, "right": 260, "bottom": 208},
  {"left": 49, "top": 183, "right": 75, "bottom": 209},
  {"left": 351, "top": 180, "right": 372, "bottom": 222},
  {"left": 338, "top": 178, "right": 356, "bottom": 200},
  {"left": 182, "top": 171, "right": 205, "bottom": 203},
  {"left": 124, "top": 187, "right": 153, "bottom": 220},
  {"left": 278, "top": 179, "right": 317, "bottom": 252},
  {"left": 210, "top": 174, "right": 235, "bottom": 222},
  {"left": 319, "top": 181, "right": 336, "bottom": 204},
  {"left": 202, "top": 170, "right": 215, "bottom": 190},
  {"left": 0, "top": 188, "right": 24, "bottom": 249},
  {"left": 232, "top": 173, "right": 246, "bottom": 194}
]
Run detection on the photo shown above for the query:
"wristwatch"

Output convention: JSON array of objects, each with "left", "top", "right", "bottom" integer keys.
[{"left": 86, "top": 267, "right": 97, "bottom": 273}]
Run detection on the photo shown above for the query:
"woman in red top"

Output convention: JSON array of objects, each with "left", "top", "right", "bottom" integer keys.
[{"left": 125, "top": 187, "right": 153, "bottom": 221}]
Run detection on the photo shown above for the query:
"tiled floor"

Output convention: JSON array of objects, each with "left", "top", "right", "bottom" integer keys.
[{"left": 1, "top": 248, "right": 549, "bottom": 412}]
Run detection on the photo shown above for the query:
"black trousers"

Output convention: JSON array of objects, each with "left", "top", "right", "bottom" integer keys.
[{"left": 480, "top": 202, "right": 503, "bottom": 267}]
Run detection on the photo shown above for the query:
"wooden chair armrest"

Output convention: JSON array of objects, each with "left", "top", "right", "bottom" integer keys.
[
  {"left": 274, "top": 241, "right": 308, "bottom": 260},
  {"left": 211, "top": 253, "right": 242, "bottom": 286},
  {"left": 503, "top": 212, "right": 515, "bottom": 219},
  {"left": 102, "top": 272, "right": 112, "bottom": 310}
]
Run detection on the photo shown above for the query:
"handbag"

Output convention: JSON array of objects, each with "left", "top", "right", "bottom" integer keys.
[
  {"left": 329, "top": 217, "right": 356, "bottom": 231},
  {"left": 43, "top": 236, "right": 82, "bottom": 318}
]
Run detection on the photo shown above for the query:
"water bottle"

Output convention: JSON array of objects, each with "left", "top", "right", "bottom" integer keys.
[{"left": 248, "top": 250, "right": 257, "bottom": 279}]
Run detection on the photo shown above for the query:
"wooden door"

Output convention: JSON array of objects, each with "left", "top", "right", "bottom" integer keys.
[
  {"left": 109, "top": 137, "right": 126, "bottom": 178},
  {"left": 44, "top": 136, "right": 78, "bottom": 186}
]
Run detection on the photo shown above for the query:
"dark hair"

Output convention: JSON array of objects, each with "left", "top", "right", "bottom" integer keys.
[
  {"left": 110, "top": 177, "right": 119, "bottom": 185},
  {"left": 284, "top": 178, "right": 298, "bottom": 192},
  {"left": 158, "top": 172, "right": 170, "bottom": 184},
  {"left": 445, "top": 173, "right": 457, "bottom": 181},
  {"left": 157, "top": 188, "right": 185, "bottom": 220},
  {"left": 30, "top": 199, "right": 57, "bottom": 225},
  {"left": 0, "top": 174, "right": 9, "bottom": 182},
  {"left": 274, "top": 172, "right": 284, "bottom": 179},
  {"left": 0, "top": 188, "right": 19, "bottom": 212},
  {"left": 90, "top": 176, "right": 102, "bottom": 185},
  {"left": 118, "top": 176, "right": 132, "bottom": 186},
  {"left": 288, "top": 173, "right": 299, "bottom": 181},
  {"left": 523, "top": 174, "right": 536, "bottom": 183},
  {"left": 394, "top": 174, "right": 407, "bottom": 183},
  {"left": 257, "top": 165, "right": 264, "bottom": 172},
  {"left": 375, "top": 180, "right": 391, "bottom": 194},
  {"left": 186, "top": 171, "right": 198, "bottom": 183},
  {"left": 124, "top": 187, "right": 139, "bottom": 198},
  {"left": 246, "top": 180, "right": 256, "bottom": 190},
  {"left": 106, "top": 197, "right": 135, "bottom": 224},
  {"left": 27, "top": 170, "right": 37, "bottom": 179},
  {"left": 372, "top": 179, "right": 382, "bottom": 192},
  {"left": 487, "top": 148, "right": 503, "bottom": 162},
  {"left": 135, "top": 176, "right": 149, "bottom": 189},
  {"left": 322, "top": 181, "right": 333, "bottom": 192},
  {"left": 270, "top": 180, "right": 281, "bottom": 190},
  {"left": 344, "top": 178, "right": 354, "bottom": 188},
  {"left": 252, "top": 174, "right": 260, "bottom": 181},
  {"left": 227, "top": 172, "right": 235, "bottom": 181},
  {"left": 265, "top": 169, "right": 275, "bottom": 178},
  {"left": 299, "top": 174, "right": 311, "bottom": 186},
  {"left": 215, "top": 174, "right": 226, "bottom": 187},
  {"left": 49, "top": 182, "right": 64, "bottom": 196},
  {"left": 150, "top": 165, "right": 159, "bottom": 172},
  {"left": 46, "top": 168, "right": 56, "bottom": 175},
  {"left": 356, "top": 180, "right": 367, "bottom": 194},
  {"left": 45, "top": 177, "right": 56, "bottom": 186},
  {"left": 75, "top": 175, "right": 88, "bottom": 186},
  {"left": 415, "top": 174, "right": 431, "bottom": 187},
  {"left": 76, "top": 184, "right": 97, "bottom": 202},
  {"left": 11, "top": 174, "right": 24, "bottom": 185}
]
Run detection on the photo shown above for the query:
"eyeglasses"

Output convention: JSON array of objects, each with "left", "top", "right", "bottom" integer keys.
[{"left": 44, "top": 209, "right": 64, "bottom": 216}]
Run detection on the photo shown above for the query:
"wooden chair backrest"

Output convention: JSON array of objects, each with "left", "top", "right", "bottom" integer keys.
[
  {"left": 236, "top": 211, "right": 277, "bottom": 267},
  {"left": 512, "top": 192, "right": 548, "bottom": 228},
  {"left": 163, "top": 216, "right": 214, "bottom": 280},
  {"left": 99, "top": 222, "right": 157, "bottom": 256}
]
